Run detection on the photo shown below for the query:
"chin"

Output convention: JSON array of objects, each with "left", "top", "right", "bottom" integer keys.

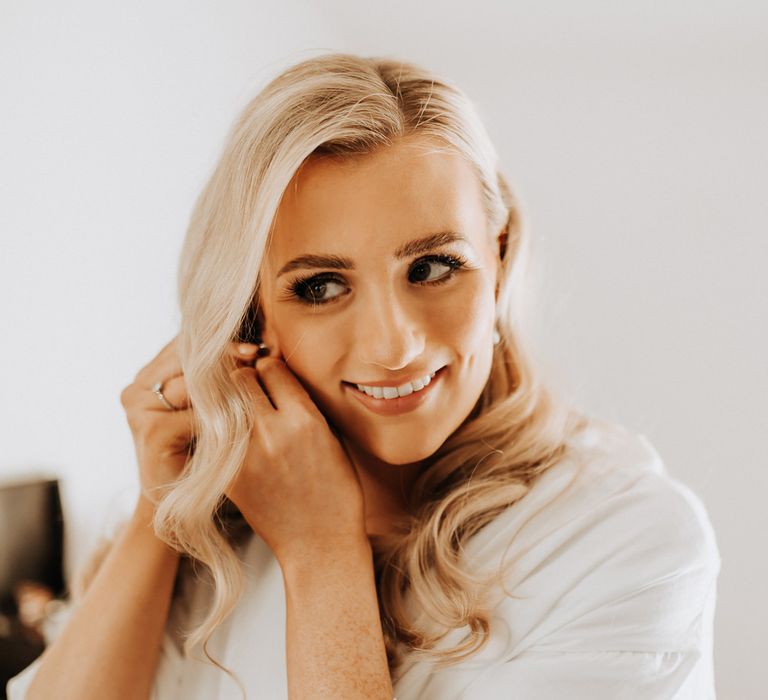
[{"left": 364, "top": 433, "right": 445, "bottom": 466}]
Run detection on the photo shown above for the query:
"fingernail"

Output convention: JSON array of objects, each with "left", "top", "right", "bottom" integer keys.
[
  {"left": 238, "top": 344, "right": 255, "bottom": 354},
  {"left": 256, "top": 344, "right": 271, "bottom": 357}
]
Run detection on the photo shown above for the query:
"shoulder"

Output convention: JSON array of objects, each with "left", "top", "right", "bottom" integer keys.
[
  {"left": 394, "top": 420, "right": 721, "bottom": 699},
  {"left": 466, "top": 418, "right": 720, "bottom": 576},
  {"left": 465, "top": 418, "right": 721, "bottom": 653}
]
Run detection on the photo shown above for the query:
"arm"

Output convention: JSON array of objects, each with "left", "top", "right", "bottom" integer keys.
[
  {"left": 24, "top": 497, "right": 181, "bottom": 700},
  {"left": 223, "top": 356, "right": 394, "bottom": 698},
  {"left": 280, "top": 533, "right": 394, "bottom": 700},
  {"left": 13, "top": 336, "right": 249, "bottom": 699}
]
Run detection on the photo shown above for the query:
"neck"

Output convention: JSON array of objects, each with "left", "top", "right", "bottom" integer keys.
[{"left": 342, "top": 439, "right": 423, "bottom": 538}]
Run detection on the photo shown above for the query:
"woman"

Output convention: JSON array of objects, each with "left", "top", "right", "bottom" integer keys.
[{"left": 8, "top": 53, "right": 720, "bottom": 699}]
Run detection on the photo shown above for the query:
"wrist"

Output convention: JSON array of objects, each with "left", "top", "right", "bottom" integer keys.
[
  {"left": 131, "top": 495, "right": 158, "bottom": 528},
  {"left": 278, "top": 531, "right": 372, "bottom": 579},
  {"left": 128, "top": 497, "right": 180, "bottom": 559}
]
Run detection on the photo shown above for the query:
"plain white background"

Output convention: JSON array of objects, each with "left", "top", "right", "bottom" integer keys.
[{"left": 1, "top": 1, "right": 765, "bottom": 697}]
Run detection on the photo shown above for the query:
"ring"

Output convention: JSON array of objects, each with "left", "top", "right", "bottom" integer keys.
[{"left": 151, "top": 380, "right": 180, "bottom": 411}]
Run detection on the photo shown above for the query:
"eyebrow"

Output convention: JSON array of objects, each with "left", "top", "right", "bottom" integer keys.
[{"left": 276, "top": 231, "right": 472, "bottom": 278}]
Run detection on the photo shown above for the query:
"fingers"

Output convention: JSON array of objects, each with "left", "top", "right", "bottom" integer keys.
[
  {"left": 232, "top": 342, "right": 261, "bottom": 368},
  {"left": 231, "top": 366, "right": 278, "bottom": 414},
  {"left": 121, "top": 375, "right": 188, "bottom": 412},
  {"left": 250, "top": 357, "right": 316, "bottom": 414},
  {"left": 135, "top": 339, "right": 262, "bottom": 408},
  {"left": 121, "top": 382, "right": 195, "bottom": 447},
  {"left": 148, "top": 374, "right": 189, "bottom": 411},
  {"left": 142, "top": 406, "right": 195, "bottom": 446},
  {"left": 125, "top": 338, "right": 265, "bottom": 497},
  {"left": 135, "top": 337, "right": 183, "bottom": 391}
]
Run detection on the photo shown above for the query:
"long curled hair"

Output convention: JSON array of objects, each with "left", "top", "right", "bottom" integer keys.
[{"left": 76, "top": 52, "right": 592, "bottom": 687}]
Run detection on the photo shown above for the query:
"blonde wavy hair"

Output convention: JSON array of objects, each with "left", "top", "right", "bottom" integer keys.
[{"left": 76, "top": 52, "right": 592, "bottom": 688}]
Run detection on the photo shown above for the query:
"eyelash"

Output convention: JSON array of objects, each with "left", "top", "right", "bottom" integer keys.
[{"left": 282, "top": 254, "right": 471, "bottom": 307}]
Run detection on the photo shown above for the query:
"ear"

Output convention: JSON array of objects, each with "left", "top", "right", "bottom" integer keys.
[
  {"left": 495, "top": 226, "right": 507, "bottom": 301},
  {"left": 497, "top": 226, "right": 508, "bottom": 262}
]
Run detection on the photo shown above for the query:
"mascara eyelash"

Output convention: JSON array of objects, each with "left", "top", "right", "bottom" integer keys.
[{"left": 282, "top": 253, "right": 470, "bottom": 306}]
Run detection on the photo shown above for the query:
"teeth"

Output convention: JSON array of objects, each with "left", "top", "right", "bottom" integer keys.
[
  {"left": 355, "top": 370, "right": 438, "bottom": 400},
  {"left": 398, "top": 383, "right": 414, "bottom": 397}
]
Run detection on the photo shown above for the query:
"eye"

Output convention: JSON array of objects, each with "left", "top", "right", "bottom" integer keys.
[
  {"left": 409, "top": 254, "right": 468, "bottom": 285},
  {"left": 281, "top": 253, "right": 471, "bottom": 307},
  {"left": 289, "top": 274, "right": 348, "bottom": 305}
]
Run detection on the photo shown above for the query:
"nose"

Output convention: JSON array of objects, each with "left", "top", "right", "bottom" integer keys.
[{"left": 356, "top": 287, "right": 425, "bottom": 371}]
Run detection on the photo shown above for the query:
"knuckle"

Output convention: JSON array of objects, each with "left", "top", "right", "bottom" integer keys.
[
  {"left": 254, "top": 357, "right": 279, "bottom": 374},
  {"left": 120, "top": 383, "right": 137, "bottom": 408},
  {"left": 251, "top": 394, "right": 273, "bottom": 410},
  {"left": 254, "top": 427, "right": 275, "bottom": 454},
  {"left": 291, "top": 410, "right": 316, "bottom": 433},
  {"left": 231, "top": 366, "right": 255, "bottom": 380},
  {"left": 134, "top": 363, "right": 152, "bottom": 382},
  {"left": 231, "top": 366, "right": 257, "bottom": 390}
]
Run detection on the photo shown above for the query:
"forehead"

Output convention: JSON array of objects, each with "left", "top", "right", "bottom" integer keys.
[{"left": 266, "top": 137, "right": 488, "bottom": 269}]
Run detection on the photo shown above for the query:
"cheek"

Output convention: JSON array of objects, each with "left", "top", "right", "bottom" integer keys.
[
  {"left": 277, "top": 324, "right": 335, "bottom": 372},
  {"left": 272, "top": 285, "right": 496, "bottom": 464},
  {"left": 273, "top": 321, "right": 345, "bottom": 402},
  {"left": 430, "top": 280, "right": 495, "bottom": 347}
]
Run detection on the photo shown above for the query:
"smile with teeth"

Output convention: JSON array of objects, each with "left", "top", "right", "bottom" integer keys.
[{"left": 354, "top": 371, "right": 437, "bottom": 400}]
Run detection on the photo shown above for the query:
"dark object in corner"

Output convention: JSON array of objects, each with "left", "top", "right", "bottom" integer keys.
[{"left": 0, "top": 477, "right": 65, "bottom": 697}]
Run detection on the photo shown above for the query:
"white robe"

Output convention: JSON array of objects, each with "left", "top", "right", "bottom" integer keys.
[{"left": 7, "top": 419, "right": 721, "bottom": 699}]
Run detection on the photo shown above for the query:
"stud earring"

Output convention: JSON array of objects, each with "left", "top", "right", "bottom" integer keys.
[
  {"left": 255, "top": 339, "right": 270, "bottom": 357},
  {"left": 493, "top": 325, "right": 501, "bottom": 345}
]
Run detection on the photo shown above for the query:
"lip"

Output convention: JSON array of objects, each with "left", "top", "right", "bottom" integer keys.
[
  {"left": 343, "top": 365, "right": 447, "bottom": 416},
  {"left": 347, "top": 366, "right": 443, "bottom": 387}
]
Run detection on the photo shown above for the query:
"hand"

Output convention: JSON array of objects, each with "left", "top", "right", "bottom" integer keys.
[
  {"left": 120, "top": 335, "right": 262, "bottom": 514},
  {"left": 225, "top": 355, "right": 367, "bottom": 566}
]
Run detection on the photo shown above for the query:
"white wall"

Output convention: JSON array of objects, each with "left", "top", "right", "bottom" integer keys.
[{"left": 1, "top": 2, "right": 765, "bottom": 697}]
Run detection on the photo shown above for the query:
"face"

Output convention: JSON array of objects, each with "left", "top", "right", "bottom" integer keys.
[{"left": 258, "top": 135, "right": 503, "bottom": 466}]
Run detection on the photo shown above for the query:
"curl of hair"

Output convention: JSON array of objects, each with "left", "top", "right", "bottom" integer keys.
[{"left": 75, "top": 52, "right": 593, "bottom": 686}]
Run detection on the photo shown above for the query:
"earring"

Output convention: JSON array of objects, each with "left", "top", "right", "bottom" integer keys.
[
  {"left": 493, "top": 324, "right": 501, "bottom": 345},
  {"left": 255, "top": 339, "right": 270, "bottom": 357}
]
